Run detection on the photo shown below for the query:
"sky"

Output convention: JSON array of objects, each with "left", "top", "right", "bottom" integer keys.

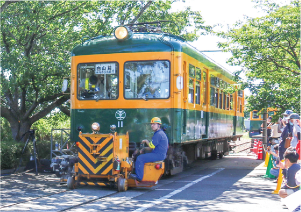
[{"left": 172, "top": 0, "right": 267, "bottom": 75}]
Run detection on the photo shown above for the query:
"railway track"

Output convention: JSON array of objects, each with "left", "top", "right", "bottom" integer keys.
[
  {"left": 0, "top": 166, "right": 215, "bottom": 212},
  {"left": 231, "top": 139, "right": 252, "bottom": 154}
]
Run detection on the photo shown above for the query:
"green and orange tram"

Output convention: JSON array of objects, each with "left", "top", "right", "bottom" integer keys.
[{"left": 52, "top": 22, "right": 244, "bottom": 190}]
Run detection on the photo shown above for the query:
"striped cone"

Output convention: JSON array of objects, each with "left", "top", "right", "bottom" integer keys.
[
  {"left": 272, "top": 161, "right": 284, "bottom": 194},
  {"left": 257, "top": 141, "right": 263, "bottom": 160},
  {"left": 264, "top": 152, "right": 270, "bottom": 167},
  {"left": 253, "top": 139, "right": 258, "bottom": 155}
]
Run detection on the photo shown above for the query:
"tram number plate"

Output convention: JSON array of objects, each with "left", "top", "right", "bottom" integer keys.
[{"left": 95, "top": 63, "right": 116, "bottom": 74}]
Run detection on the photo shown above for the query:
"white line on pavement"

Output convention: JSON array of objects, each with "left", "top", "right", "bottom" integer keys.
[{"left": 133, "top": 168, "right": 225, "bottom": 212}]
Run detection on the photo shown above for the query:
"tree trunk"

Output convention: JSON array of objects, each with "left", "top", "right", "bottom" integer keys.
[{"left": 10, "top": 119, "right": 32, "bottom": 142}]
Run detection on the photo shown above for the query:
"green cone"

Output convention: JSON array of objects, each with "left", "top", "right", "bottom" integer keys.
[{"left": 262, "top": 154, "right": 276, "bottom": 179}]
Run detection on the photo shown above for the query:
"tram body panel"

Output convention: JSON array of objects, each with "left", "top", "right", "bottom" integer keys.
[{"left": 68, "top": 29, "right": 244, "bottom": 177}]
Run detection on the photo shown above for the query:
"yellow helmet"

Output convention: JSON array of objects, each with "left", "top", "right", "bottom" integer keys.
[{"left": 150, "top": 117, "right": 162, "bottom": 125}]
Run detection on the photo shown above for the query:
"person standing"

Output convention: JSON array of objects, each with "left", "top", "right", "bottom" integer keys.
[
  {"left": 290, "top": 113, "right": 300, "bottom": 148},
  {"left": 130, "top": 117, "right": 168, "bottom": 181},
  {"left": 279, "top": 114, "right": 294, "bottom": 160}
]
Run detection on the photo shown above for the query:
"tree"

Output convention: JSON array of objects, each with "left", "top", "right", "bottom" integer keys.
[
  {"left": 1, "top": 0, "right": 210, "bottom": 141},
  {"left": 217, "top": 0, "right": 300, "bottom": 115},
  {"left": 0, "top": 1, "right": 111, "bottom": 141}
]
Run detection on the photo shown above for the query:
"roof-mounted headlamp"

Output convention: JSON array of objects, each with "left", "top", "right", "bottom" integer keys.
[{"left": 114, "top": 26, "right": 132, "bottom": 40}]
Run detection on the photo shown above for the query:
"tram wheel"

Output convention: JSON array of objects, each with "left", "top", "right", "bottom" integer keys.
[
  {"left": 218, "top": 153, "right": 223, "bottom": 159},
  {"left": 211, "top": 150, "right": 218, "bottom": 160},
  {"left": 67, "top": 176, "right": 76, "bottom": 189},
  {"left": 117, "top": 177, "right": 128, "bottom": 192}
]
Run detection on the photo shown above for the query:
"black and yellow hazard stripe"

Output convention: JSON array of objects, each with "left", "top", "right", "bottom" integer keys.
[
  {"left": 78, "top": 135, "right": 114, "bottom": 175},
  {"left": 79, "top": 182, "right": 113, "bottom": 187}
]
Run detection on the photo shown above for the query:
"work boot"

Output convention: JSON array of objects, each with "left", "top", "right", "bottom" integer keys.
[{"left": 129, "top": 174, "right": 141, "bottom": 182}]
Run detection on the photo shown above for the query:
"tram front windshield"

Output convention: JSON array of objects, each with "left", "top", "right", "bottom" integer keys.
[
  {"left": 77, "top": 62, "right": 118, "bottom": 100},
  {"left": 124, "top": 60, "right": 170, "bottom": 99}
]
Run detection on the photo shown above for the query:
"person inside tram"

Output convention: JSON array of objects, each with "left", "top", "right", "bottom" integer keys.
[
  {"left": 95, "top": 75, "right": 108, "bottom": 99},
  {"left": 142, "top": 86, "right": 160, "bottom": 99},
  {"left": 79, "top": 70, "right": 98, "bottom": 98}
]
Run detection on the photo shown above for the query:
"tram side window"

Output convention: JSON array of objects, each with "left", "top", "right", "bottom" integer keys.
[
  {"left": 77, "top": 62, "right": 119, "bottom": 100},
  {"left": 195, "top": 67, "right": 201, "bottom": 105},
  {"left": 230, "top": 94, "right": 233, "bottom": 110},
  {"left": 223, "top": 93, "right": 226, "bottom": 110},
  {"left": 215, "top": 89, "right": 219, "bottom": 108},
  {"left": 237, "top": 97, "right": 240, "bottom": 112},
  {"left": 219, "top": 92, "right": 222, "bottom": 109},
  {"left": 188, "top": 78, "right": 194, "bottom": 103},
  {"left": 210, "top": 75, "right": 216, "bottom": 86},
  {"left": 203, "top": 71, "right": 207, "bottom": 106},
  {"left": 196, "top": 67, "right": 201, "bottom": 80},
  {"left": 189, "top": 64, "right": 195, "bottom": 77},
  {"left": 253, "top": 111, "right": 259, "bottom": 119},
  {"left": 210, "top": 87, "right": 215, "bottom": 106},
  {"left": 196, "top": 81, "right": 200, "bottom": 104},
  {"left": 238, "top": 98, "right": 243, "bottom": 113},
  {"left": 226, "top": 95, "right": 230, "bottom": 110},
  {"left": 238, "top": 90, "right": 243, "bottom": 97},
  {"left": 124, "top": 60, "right": 170, "bottom": 99},
  {"left": 188, "top": 64, "right": 196, "bottom": 104}
]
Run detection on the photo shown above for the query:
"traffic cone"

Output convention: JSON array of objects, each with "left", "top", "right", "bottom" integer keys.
[
  {"left": 272, "top": 164, "right": 284, "bottom": 194},
  {"left": 257, "top": 141, "right": 263, "bottom": 160},
  {"left": 253, "top": 139, "right": 258, "bottom": 155},
  {"left": 264, "top": 152, "right": 270, "bottom": 167},
  {"left": 262, "top": 153, "right": 276, "bottom": 179}
]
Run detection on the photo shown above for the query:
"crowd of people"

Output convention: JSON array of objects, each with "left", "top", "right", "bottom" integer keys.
[{"left": 263, "top": 110, "right": 301, "bottom": 211}]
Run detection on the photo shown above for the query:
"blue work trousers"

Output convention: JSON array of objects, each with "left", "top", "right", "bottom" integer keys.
[
  {"left": 135, "top": 153, "right": 165, "bottom": 181},
  {"left": 270, "top": 168, "right": 279, "bottom": 178}
]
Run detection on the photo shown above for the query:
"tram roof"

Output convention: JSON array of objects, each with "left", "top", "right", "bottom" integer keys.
[{"left": 71, "top": 33, "right": 234, "bottom": 80}]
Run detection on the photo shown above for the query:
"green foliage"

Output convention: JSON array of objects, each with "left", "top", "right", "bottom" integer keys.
[
  {"left": 32, "top": 111, "right": 70, "bottom": 141},
  {"left": 0, "top": 117, "right": 13, "bottom": 141},
  {"left": 1, "top": 0, "right": 209, "bottom": 141},
  {"left": 217, "top": 0, "right": 300, "bottom": 115},
  {"left": 0, "top": 140, "right": 27, "bottom": 169},
  {"left": 1, "top": 112, "right": 69, "bottom": 169}
]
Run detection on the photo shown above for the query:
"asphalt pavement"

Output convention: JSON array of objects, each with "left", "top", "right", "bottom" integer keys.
[{"left": 0, "top": 153, "right": 291, "bottom": 212}]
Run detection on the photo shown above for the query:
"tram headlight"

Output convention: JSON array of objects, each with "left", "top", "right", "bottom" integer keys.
[
  {"left": 91, "top": 122, "right": 100, "bottom": 132},
  {"left": 114, "top": 26, "right": 132, "bottom": 40}
]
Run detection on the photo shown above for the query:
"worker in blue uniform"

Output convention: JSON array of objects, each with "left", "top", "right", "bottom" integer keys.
[{"left": 129, "top": 117, "right": 168, "bottom": 181}]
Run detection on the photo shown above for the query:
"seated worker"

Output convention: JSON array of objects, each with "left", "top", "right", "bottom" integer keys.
[
  {"left": 79, "top": 71, "right": 97, "bottom": 98},
  {"left": 129, "top": 117, "right": 168, "bottom": 181},
  {"left": 269, "top": 144, "right": 280, "bottom": 178},
  {"left": 278, "top": 147, "right": 300, "bottom": 198}
]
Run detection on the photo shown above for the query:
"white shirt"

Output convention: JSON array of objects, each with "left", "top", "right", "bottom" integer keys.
[
  {"left": 291, "top": 122, "right": 300, "bottom": 147},
  {"left": 270, "top": 124, "right": 282, "bottom": 138}
]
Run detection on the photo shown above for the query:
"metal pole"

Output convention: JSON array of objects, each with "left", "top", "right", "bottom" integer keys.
[{"left": 262, "top": 110, "right": 268, "bottom": 160}]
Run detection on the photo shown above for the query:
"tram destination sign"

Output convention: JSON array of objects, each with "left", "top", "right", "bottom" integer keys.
[{"left": 95, "top": 63, "right": 116, "bottom": 74}]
